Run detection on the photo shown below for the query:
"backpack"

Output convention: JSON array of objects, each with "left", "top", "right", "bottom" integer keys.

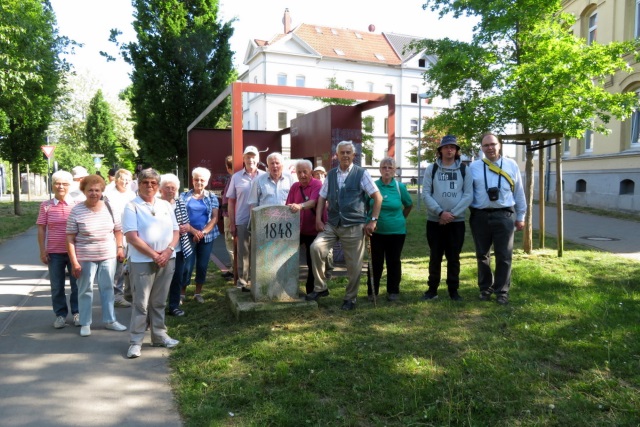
[{"left": 430, "top": 162, "right": 466, "bottom": 194}]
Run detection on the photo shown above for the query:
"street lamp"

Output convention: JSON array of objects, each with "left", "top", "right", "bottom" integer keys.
[{"left": 417, "top": 92, "right": 432, "bottom": 209}]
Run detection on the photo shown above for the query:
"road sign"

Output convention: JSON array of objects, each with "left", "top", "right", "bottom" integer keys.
[{"left": 41, "top": 145, "right": 55, "bottom": 159}]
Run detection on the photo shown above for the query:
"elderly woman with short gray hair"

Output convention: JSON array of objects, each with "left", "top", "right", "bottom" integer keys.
[
  {"left": 367, "top": 157, "right": 413, "bottom": 302},
  {"left": 180, "top": 166, "right": 220, "bottom": 303},
  {"left": 123, "top": 168, "right": 180, "bottom": 358}
]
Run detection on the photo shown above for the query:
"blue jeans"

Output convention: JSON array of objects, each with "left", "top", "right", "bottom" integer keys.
[
  {"left": 168, "top": 251, "right": 187, "bottom": 311},
  {"left": 77, "top": 258, "right": 117, "bottom": 326},
  {"left": 183, "top": 237, "right": 214, "bottom": 286},
  {"left": 48, "top": 253, "right": 79, "bottom": 317}
]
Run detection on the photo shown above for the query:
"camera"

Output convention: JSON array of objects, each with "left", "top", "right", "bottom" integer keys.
[{"left": 487, "top": 187, "right": 500, "bottom": 201}]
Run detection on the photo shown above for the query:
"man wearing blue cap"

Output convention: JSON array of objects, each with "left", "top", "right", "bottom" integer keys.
[{"left": 422, "top": 135, "right": 473, "bottom": 301}]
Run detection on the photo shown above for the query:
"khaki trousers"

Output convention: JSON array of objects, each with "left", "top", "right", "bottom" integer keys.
[{"left": 310, "top": 223, "right": 365, "bottom": 302}]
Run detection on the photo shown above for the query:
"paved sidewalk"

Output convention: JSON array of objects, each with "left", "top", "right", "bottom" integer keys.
[
  {"left": 531, "top": 205, "right": 640, "bottom": 262},
  {"left": 0, "top": 227, "right": 182, "bottom": 427}
]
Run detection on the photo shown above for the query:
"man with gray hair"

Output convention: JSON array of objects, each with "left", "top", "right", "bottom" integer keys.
[
  {"left": 248, "top": 152, "right": 293, "bottom": 208},
  {"left": 307, "top": 141, "right": 382, "bottom": 310}
]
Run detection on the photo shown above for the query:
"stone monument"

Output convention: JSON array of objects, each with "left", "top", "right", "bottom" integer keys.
[{"left": 250, "top": 205, "right": 300, "bottom": 301}]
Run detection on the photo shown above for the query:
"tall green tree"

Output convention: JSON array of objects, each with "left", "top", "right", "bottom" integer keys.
[
  {"left": 414, "top": 0, "right": 640, "bottom": 252},
  {"left": 0, "top": 0, "right": 69, "bottom": 214},
  {"left": 110, "top": 0, "right": 234, "bottom": 176},
  {"left": 85, "top": 89, "right": 117, "bottom": 167}
]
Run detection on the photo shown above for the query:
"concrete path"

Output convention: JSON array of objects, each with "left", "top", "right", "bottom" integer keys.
[{"left": 0, "top": 227, "right": 182, "bottom": 427}]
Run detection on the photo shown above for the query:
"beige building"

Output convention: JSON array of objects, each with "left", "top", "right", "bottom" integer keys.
[{"left": 518, "top": 0, "right": 640, "bottom": 212}]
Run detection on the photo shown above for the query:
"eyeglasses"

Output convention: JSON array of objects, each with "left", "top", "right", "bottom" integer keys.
[
  {"left": 54, "top": 183, "right": 70, "bottom": 187},
  {"left": 140, "top": 181, "right": 158, "bottom": 187}
]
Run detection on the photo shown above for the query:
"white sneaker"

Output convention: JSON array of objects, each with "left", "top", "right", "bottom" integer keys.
[
  {"left": 127, "top": 344, "right": 142, "bottom": 358},
  {"left": 53, "top": 316, "right": 66, "bottom": 329},
  {"left": 80, "top": 325, "right": 91, "bottom": 337},
  {"left": 73, "top": 313, "right": 81, "bottom": 327},
  {"left": 152, "top": 337, "right": 179, "bottom": 348},
  {"left": 105, "top": 321, "right": 127, "bottom": 331}
]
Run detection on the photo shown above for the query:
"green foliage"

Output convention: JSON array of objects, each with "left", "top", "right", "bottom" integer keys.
[
  {"left": 414, "top": 0, "right": 640, "bottom": 141},
  {"left": 113, "top": 0, "right": 235, "bottom": 172},
  {"left": 85, "top": 89, "right": 118, "bottom": 166}
]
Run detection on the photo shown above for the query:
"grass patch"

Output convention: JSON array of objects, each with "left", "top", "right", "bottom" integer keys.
[
  {"left": 169, "top": 201, "right": 640, "bottom": 426},
  {"left": 0, "top": 201, "right": 40, "bottom": 243}
]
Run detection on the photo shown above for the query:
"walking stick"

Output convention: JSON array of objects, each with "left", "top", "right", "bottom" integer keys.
[{"left": 366, "top": 234, "right": 376, "bottom": 307}]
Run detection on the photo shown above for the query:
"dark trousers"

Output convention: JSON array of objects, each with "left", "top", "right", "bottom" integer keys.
[
  {"left": 300, "top": 234, "right": 317, "bottom": 294},
  {"left": 426, "top": 220, "right": 465, "bottom": 293},
  {"left": 469, "top": 208, "right": 515, "bottom": 296},
  {"left": 367, "top": 233, "right": 406, "bottom": 296},
  {"left": 168, "top": 250, "right": 187, "bottom": 311}
]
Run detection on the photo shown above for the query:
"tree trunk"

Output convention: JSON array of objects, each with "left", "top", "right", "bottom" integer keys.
[
  {"left": 523, "top": 140, "right": 534, "bottom": 253},
  {"left": 12, "top": 161, "right": 22, "bottom": 216}
]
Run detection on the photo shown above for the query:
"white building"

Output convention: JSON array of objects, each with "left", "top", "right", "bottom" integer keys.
[{"left": 238, "top": 9, "right": 453, "bottom": 182}]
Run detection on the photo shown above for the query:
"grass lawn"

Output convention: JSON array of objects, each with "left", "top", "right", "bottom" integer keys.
[
  {"left": 0, "top": 200, "right": 40, "bottom": 243},
  {"left": 168, "top": 201, "right": 640, "bottom": 426}
]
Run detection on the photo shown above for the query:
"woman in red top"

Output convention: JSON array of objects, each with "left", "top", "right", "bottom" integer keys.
[{"left": 286, "top": 160, "right": 323, "bottom": 294}]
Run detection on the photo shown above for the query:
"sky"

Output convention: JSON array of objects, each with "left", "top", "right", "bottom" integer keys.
[{"left": 50, "top": 0, "right": 476, "bottom": 96}]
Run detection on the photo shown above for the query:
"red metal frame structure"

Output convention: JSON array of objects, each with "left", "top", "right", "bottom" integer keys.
[{"left": 188, "top": 82, "right": 396, "bottom": 171}]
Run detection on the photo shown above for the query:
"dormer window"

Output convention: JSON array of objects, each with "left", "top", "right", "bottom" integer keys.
[
  {"left": 355, "top": 32, "right": 363, "bottom": 39},
  {"left": 419, "top": 58, "right": 426, "bottom": 68},
  {"left": 315, "top": 27, "right": 323, "bottom": 34},
  {"left": 374, "top": 53, "right": 385, "bottom": 61},
  {"left": 335, "top": 49, "right": 345, "bottom": 56},
  {"left": 331, "top": 28, "right": 338, "bottom": 35}
]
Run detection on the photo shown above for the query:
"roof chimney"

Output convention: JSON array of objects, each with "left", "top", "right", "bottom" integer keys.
[{"left": 283, "top": 8, "right": 292, "bottom": 34}]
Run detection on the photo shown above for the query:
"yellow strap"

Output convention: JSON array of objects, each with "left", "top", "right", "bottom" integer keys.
[{"left": 482, "top": 158, "right": 515, "bottom": 192}]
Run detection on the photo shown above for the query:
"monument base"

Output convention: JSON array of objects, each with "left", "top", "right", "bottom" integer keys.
[{"left": 226, "top": 287, "right": 318, "bottom": 320}]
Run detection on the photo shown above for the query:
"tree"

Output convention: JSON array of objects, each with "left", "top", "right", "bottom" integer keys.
[
  {"left": 0, "top": 0, "right": 69, "bottom": 214},
  {"left": 108, "top": 0, "right": 234, "bottom": 177},
  {"left": 86, "top": 89, "right": 117, "bottom": 166},
  {"left": 414, "top": 0, "right": 640, "bottom": 252}
]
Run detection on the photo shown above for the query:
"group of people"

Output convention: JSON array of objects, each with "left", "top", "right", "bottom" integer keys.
[
  {"left": 37, "top": 133, "right": 526, "bottom": 357},
  {"left": 37, "top": 164, "right": 223, "bottom": 358}
]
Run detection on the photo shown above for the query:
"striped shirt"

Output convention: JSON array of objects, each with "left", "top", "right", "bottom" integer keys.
[
  {"left": 36, "top": 197, "right": 78, "bottom": 253},
  {"left": 66, "top": 203, "right": 121, "bottom": 261},
  {"left": 173, "top": 198, "right": 193, "bottom": 259}
]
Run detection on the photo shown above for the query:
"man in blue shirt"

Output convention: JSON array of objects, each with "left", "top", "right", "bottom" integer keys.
[{"left": 469, "top": 133, "right": 526, "bottom": 305}]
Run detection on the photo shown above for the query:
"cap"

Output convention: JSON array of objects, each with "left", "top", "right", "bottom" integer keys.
[
  {"left": 438, "top": 135, "right": 459, "bottom": 150},
  {"left": 71, "top": 166, "right": 89, "bottom": 179},
  {"left": 313, "top": 166, "right": 326, "bottom": 174},
  {"left": 243, "top": 146, "right": 259, "bottom": 156}
]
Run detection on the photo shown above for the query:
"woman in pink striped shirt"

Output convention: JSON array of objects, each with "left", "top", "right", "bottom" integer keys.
[
  {"left": 66, "top": 174, "right": 127, "bottom": 337},
  {"left": 37, "top": 170, "right": 80, "bottom": 329}
]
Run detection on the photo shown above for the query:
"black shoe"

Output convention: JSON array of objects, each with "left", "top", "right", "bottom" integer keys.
[
  {"left": 421, "top": 290, "right": 438, "bottom": 301},
  {"left": 341, "top": 300, "right": 356, "bottom": 310},
  {"left": 449, "top": 293, "right": 463, "bottom": 301},
  {"left": 221, "top": 271, "right": 234, "bottom": 280},
  {"left": 387, "top": 293, "right": 399, "bottom": 302},
  {"left": 169, "top": 308, "right": 185, "bottom": 317},
  {"left": 496, "top": 295, "right": 509, "bottom": 305},
  {"left": 240, "top": 286, "right": 251, "bottom": 292},
  {"left": 479, "top": 291, "right": 492, "bottom": 301},
  {"left": 305, "top": 289, "right": 329, "bottom": 301}
]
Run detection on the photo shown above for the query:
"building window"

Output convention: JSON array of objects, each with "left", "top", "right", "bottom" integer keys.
[
  {"left": 636, "top": 0, "right": 640, "bottom": 38},
  {"left": 588, "top": 12, "right": 597, "bottom": 45},
  {"left": 254, "top": 112, "right": 258, "bottom": 130},
  {"left": 385, "top": 84, "right": 393, "bottom": 94},
  {"left": 620, "top": 179, "right": 635, "bottom": 195},
  {"left": 278, "top": 111, "right": 287, "bottom": 129},
  {"left": 419, "top": 58, "right": 426, "bottom": 68},
  {"left": 563, "top": 137, "right": 570, "bottom": 154},
  {"left": 364, "top": 152, "right": 373, "bottom": 166},
  {"left": 410, "top": 86, "right": 419, "bottom": 104},
  {"left": 277, "top": 73, "right": 287, "bottom": 86},
  {"left": 584, "top": 130, "right": 593, "bottom": 152},
  {"left": 296, "top": 75, "right": 305, "bottom": 87},
  {"left": 576, "top": 179, "right": 587, "bottom": 192},
  {"left": 367, "top": 82, "right": 374, "bottom": 92},
  {"left": 384, "top": 118, "right": 388, "bottom": 134},
  {"left": 345, "top": 80, "right": 354, "bottom": 90},
  {"left": 410, "top": 119, "right": 418, "bottom": 133},
  {"left": 631, "top": 107, "right": 640, "bottom": 147},
  {"left": 296, "top": 112, "right": 304, "bottom": 118}
]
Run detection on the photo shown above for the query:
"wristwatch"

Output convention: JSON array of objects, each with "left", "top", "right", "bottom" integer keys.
[
  {"left": 371, "top": 217, "right": 378, "bottom": 222},
  {"left": 167, "top": 245, "right": 175, "bottom": 252}
]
